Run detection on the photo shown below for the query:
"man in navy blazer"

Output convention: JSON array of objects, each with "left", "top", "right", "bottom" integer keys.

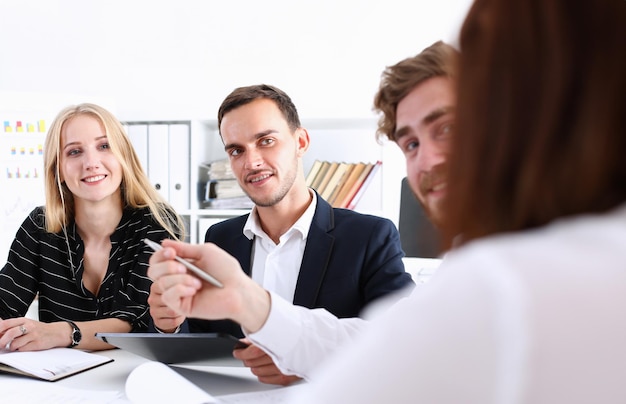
[
  {"left": 148, "top": 84, "right": 413, "bottom": 385},
  {"left": 188, "top": 190, "right": 412, "bottom": 337}
]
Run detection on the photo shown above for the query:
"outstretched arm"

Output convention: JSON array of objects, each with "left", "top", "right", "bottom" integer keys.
[{"left": 148, "top": 240, "right": 371, "bottom": 381}]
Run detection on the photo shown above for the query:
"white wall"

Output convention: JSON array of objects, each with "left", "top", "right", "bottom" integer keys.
[
  {"left": 0, "top": 0, "right": 472, "bottom": 227},
  {"left": 0, "top": 0, "right": 471, "bottom": 121}
]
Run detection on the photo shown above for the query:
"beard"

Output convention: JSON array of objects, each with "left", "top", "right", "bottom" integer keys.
[
  {"left": 415, "top": 162, "right": 447, "bottom": 226},
  {"left": 244, "top": 159, "right": 299, "bottom": 208}
]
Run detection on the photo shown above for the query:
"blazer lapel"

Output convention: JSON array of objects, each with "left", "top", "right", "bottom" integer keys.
[
  {"left": 230, "top": 232, "right": 254, "bottom": 276},
  {"left": 293, "top": 193, "right": 335, "bottom": 308},
  {"left": 212, "top": 215, "right": 254, "bottom": 276}
]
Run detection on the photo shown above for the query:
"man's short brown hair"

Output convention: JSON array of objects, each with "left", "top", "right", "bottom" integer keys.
[{"left": 373, "top": 41, "right": 458, "bottom": 143}]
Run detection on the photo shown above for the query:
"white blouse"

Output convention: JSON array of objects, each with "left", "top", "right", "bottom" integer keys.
[{"left": 289, "top": 203, "right": 626, "bottom": 403}]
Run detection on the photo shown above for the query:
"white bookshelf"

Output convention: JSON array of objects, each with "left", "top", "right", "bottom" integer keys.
[{"left": 125, "top": 118, "right": 405, "bottom": 244}]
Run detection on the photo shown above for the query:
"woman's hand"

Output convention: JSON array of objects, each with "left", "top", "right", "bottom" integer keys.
[{"left": 0, "top": 317, "right": 72, "bottom": 351}]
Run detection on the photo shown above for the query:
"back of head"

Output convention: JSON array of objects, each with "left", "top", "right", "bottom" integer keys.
[
  {"left": 444, "top": 0, "right": 626, "bottom": 246},
  {"left": 373, "top": 41, "right": 459, "bottom": 142},
  {"left": 217, "top": 84, "right": 301, "bottom": 135}
]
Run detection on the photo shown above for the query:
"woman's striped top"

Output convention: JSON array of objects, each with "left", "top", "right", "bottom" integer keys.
[{"left": 0, "top": 206, "right": 177, "bottom": 331}]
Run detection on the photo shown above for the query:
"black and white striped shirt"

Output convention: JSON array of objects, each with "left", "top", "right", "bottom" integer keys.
[{"left": 0, "top": 206, "right": 177, "bottom": 331}]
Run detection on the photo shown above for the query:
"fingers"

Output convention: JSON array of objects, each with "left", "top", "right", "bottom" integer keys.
[
  {"left": 149, "top": 241, "right": 246, "bottom": 292},
  {"left": 147, "top": 242, "right": 226, "bottom": 318},
  {"left": 147, "top": 241, "right": 258, "bottom": 325},
  {"left": 160, "top": 239, "right": 205, "bottom": 263},
  {"left": 150, "top": 283, "right": 194, "bottom": 317},
  {"left": 232, "top": 343, "right": 302, "bottom": 385},
  {"left": 0, "top": 318, "right": 31, "bottom": 351},
  {"left": 147, "top": 239, "right": 210, "bottom": 281},
  {"left": 148, "top": 282, "right": 188, "bottom": 311},
  {"left": 148, "top": 256, "right": 202, "bottom": 316},
  {"left": 147, "top": 248, "right": 187, "bottom": 281},
  {"left": 160, "top": 240, "right": 243, "bottom": 283},
  {"left": 256, "top": 371, "right": 302, "bottom": 386},
  {"left": 148, "top": 284, "right": 185, "bottom": 332},
  {"left": 233, "top": 343, "right": 270, "bottom": 363},
  {"left": 147, "top": 243, "right": 224, "bottom": 321},
  {"left": 158, "top": 273, "right": 202, "bottom": 293},
  {"left": 248, "top": 362, "right": 303, "bottom": 386},
  {"left": 152, "top": 240, "right": 208, "bottom": 272}
]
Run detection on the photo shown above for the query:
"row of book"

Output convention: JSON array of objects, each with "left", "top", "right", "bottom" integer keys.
[
  {"left": 306, "top": 160, "right": 382, "bottom": 209},
  {"left": 199, "top": 158, "right": 381, "bottom": 210}
]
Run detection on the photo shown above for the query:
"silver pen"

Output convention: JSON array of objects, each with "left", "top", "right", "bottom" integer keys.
[{"left": 143, "top": 239, "right": 224, "bottom": 288}]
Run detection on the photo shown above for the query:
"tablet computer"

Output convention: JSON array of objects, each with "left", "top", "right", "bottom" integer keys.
[{"left": 95, "top": 332, "right": 247, "bottom": 365}]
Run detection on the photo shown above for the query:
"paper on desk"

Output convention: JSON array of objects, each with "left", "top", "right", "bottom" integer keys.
[
  {"left": 0, "top": 377, "right": 123, "bottom": 404},
  {"left": 125, "top": 361, "right": 217, "bottom": 404},
  {"left": 217, "top": 383, "right": 307, "bottom": 403}
]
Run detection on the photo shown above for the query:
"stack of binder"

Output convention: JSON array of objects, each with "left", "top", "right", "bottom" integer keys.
[{"left": 200, "top": 159, "right": 254, "bottom": 209}]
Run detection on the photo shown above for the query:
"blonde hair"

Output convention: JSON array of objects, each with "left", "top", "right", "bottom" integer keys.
[{"left": 43, "top": 103, "right": 185, "bottom": 239}]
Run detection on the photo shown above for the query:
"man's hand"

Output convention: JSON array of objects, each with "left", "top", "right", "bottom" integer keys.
[
  {"left": 234, "top": 340, "right": 302, "bottom": 386},
  {"left": 147, "top": 240, "right": 271, "bottom": 333},
  {"left": 148, "top": 282, "right": 185, "bottom": 333}
]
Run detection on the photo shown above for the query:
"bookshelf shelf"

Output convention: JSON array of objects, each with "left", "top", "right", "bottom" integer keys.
[{"left": 125, "top": 118, "right": 405, "bottom": 244}]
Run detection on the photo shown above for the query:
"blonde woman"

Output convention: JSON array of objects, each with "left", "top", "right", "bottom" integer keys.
[{"left": 0, "top": 103, "right": 184, "bottom": 351}]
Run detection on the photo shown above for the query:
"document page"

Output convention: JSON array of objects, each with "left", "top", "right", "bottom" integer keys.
[
  {"left": 125, "top": 361, "right": 218, "bottom": 404},
  {"left": 0, "top": 377, "right": 123, "bottom": 404},
  {"left": 217, "top": 384, "right": 307, "bottom": 404},
  {"left": 125, "top": 361, "right": 305, "bottom": 404}
]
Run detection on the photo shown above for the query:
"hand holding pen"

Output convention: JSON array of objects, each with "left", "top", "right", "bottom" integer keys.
[
  {"left": 144, "top": 239, "right": 223, "bottom": 288},
  {"left": 146, "top": 239, "right": 271, "bottom": 333}
]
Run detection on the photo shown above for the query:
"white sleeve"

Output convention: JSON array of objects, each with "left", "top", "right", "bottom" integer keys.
[
  {"left": 288, "top": 246, "right": 529, "bottom": 404},
  {"left": 245, "top": 291, "right": 369, "bottom": 380}
]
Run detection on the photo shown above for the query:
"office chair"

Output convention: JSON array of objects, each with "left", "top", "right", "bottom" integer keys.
[{"left": 398, "top": 177, "right": 441, "bottom": 258}]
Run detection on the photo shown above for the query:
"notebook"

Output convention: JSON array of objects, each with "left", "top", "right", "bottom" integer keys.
[
  {"left": 0, "top": 347, "right": 113, "bottom": 381},
  {"left": 95, "top": 332, "right": 247, "bottom": 365}
]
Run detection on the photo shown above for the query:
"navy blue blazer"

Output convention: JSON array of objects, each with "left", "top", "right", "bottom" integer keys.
[{"left": 187, "top": 193, "right": 414, "bottom": 337}]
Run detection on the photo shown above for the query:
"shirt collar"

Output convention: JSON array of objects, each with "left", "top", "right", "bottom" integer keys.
[{"left": 243, "top": 189, "right": 317, "bottom": 241}]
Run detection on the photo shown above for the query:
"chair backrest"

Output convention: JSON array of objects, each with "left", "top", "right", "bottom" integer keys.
[{"left": 398, "top": 177, "right": 441, "bottom": 258}]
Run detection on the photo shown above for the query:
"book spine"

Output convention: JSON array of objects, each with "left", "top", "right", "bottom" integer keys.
[{"left": 346, "top": 161, "right": 382, "bottom": 210}]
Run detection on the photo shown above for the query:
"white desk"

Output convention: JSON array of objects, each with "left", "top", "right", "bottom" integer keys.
[
  {"left": 1, "top": 348, "right": 289, "bottom": 402},
  {"left": 76, "top": 349, "right": 285, "bottom": 394},
  {"left": 11, "top": 260, "right": 439, "bottom": 402}
]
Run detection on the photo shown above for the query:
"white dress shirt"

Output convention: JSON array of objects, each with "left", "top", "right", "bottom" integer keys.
[
  {"left": 285, "top": 203, "right": 626, "bottom": 403},
  {"left": 243, "top": 192, "right": 317, "bottom": 302}
]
